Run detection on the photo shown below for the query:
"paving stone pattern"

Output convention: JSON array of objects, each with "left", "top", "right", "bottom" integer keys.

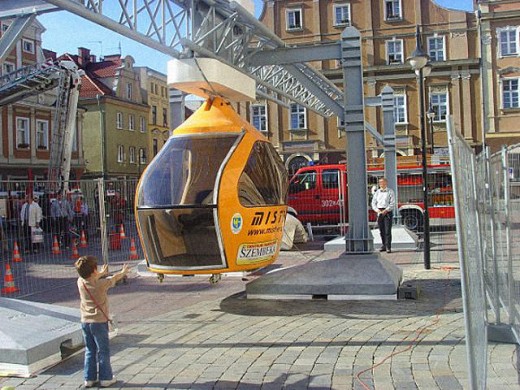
[{"left": 0, "top": 241, "right": 518, "bottom": 389}]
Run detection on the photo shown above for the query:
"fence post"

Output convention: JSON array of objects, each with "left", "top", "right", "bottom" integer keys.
[
  {"left": 502, "top": 147, "right": 515, "bottom": 326},
  {"left": 97, "top": 179, "right": 109, "bottom": 265},
  {"left": 484, "top": 148, "right": 500, "bottom": 323}
]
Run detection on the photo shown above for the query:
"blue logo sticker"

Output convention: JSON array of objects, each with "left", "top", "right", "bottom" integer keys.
[{"left": 231, "top": 213, "right": 243, "bottom": 234}]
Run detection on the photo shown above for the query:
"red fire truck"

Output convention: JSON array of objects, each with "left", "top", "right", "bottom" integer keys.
[{"left": 288, "top": 163, "right": 454, "bottom": 231}]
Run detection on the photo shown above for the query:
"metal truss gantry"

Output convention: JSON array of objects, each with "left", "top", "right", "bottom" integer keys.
[{"left": 0, "top": 0, "right": 343, "bottom": 117}]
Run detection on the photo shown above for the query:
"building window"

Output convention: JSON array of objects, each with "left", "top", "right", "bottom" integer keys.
[
  {"left": 152, "top": 105, "right": 157, "bottom": 125},
  {"left": 1, "top": 23, "right": 10, "bottom": 32},
  {"left": 498, "top": 27, "right": 519, "bottom": 57},
  {"left": 251, "top": 104, "right": 267, "bottom": 132},
  {"left": 430, "top": 92, "right": 448, "bottom": 122},
  {"left": 428, "top": 35, "right": 445, "bottom": 62},
  {"left": 116, "top": 112, "right": 123, "bottom": 129},
  {"left": 502, "top": 79, "right": 519, "bottom": 109},
  {"left": 2, "top": 61, "right": 15, "bottom": 75},
  {"left": 129, "top": 146, "right": 136, "bottom": 163},
  {"left": 126, "top": 83, "right": 133, "bottom": 100},
  {"left": 386, "top": 39, "right": 403, "bottom": 64},
  {"left": 290, "top": 103, "right": 307, "bottom": 130},
  {"left": 117, "top": 145, "right": 125, "bottom": 162},
  {"left": 162, "top": 108, "right": 168, "bottom": 127},
  {"left": 16, "top": 117, "right": 30, "bottom": 147},
  {"left": 394, "top": 94, "right": 407, "bottom": 124},
  {"left": 22, "top": 39, "right": 34, "bottom": 54},
  {"left": 139, "top": 148, "right": 147, "bottom": 165},
  {"left": 286, "top": 9, "right": 302, "bottom": 30},
  {"left": 384, "top": 0, "right": 402, "bottom": 21},
  {"left": 36, "top": 120, "right": 49, "bottom": 149},
  {"left": 334, "top": 4, "right": 351, "bottom": 27},
  {"left": 128, "top": 114, "right": 135, "bottom": 131},
  {"left": 140, "top": 116, "right": 146, "bottom": 132},
  {"left": 153, "top": 139, "right": 158, "bottom": 156}
]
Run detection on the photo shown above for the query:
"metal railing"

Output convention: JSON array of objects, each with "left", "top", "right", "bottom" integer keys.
[
  {"left": 479, "top": 144, "right": 520, "bottom": 343},
  {"left": 287, "top": 163, "right": 456, "bottom": 250},
  {"left": 447, "top": 121, "right": 487, "bottom": 390},
  {"left": 0, "top": 179, "right": 140, "bottom": 299},
  {"left": 448, "top": 128, "right": 520, "bottom": 389}
]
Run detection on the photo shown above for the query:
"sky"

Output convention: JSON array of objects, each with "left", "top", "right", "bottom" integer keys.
[{"left": 38, "top": 0, "right": 474, "bottom": 75}]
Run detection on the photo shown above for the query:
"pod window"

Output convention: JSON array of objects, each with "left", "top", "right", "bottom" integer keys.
[
  {"left": 238, "top": 141, "right": 288, "bottom": 207},
  {"left": 137, "top": 134, "right": 239, "bottom": 208}
]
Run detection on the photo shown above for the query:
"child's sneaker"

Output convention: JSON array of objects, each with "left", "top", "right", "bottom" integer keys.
[
  {"left": 100, "top": 377, "right": 117, "bottom": 387},
  {"left": 84, "top": 380, "right": 96, "bottom": 388}
]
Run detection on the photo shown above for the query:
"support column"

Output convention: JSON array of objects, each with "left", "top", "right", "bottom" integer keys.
[
  {"left": 342, "top": 27, "right": 373, "bottom": 254},
  {"left": 169, "top": 89, "right": 184, "bottom": 129},
  {"left": 381, "top": 85, "right": 398, "bottom": 219}
]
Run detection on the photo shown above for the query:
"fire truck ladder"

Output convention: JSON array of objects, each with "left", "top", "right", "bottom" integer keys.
[
  {"left": 0, "top": 61, "right": 82, "bottom": 190},
  {"left": 48, "top": 63, "right": 80, "bottom": 190},
  {"left": 0, "top": 63, "right": 61, "bottom": 106}
]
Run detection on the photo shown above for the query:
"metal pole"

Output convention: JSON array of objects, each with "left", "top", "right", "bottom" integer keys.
[
  {"left": 381, "top": 85, "right": 398, "bottom": 222},
  {"left": 418, "top": 69, "right": 431, "bottom": 269},
  {"left": 97, "top": 178, "right": 109, "bottom": 265},
  {"left": 429, "top": 116, "right": 435, "bottom": 154}
]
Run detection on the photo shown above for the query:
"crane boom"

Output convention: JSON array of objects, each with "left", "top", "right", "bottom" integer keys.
[{"left": 0, "top": 60, "right": 83, "bottom": 191}]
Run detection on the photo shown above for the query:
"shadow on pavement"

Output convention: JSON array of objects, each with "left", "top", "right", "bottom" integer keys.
[{"left": 218, "top": 278, "right": 461, "bottom": 320}]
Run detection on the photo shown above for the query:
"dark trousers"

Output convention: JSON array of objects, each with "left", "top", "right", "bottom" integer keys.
[
  {"left": 53, "top": 217, "right": 70, "bottom": 246},
  {"left": 377, "top": 211, "right": 393, "bottom": 250},
  {"left": 22, "top": 224, "right": 32, "bottom": 252}
]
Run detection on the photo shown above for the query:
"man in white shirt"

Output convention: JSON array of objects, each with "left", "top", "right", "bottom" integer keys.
[
  {"left": 371, "top": 177, "right": 396, "bottom": 253},
  {"left": 20, "top": 195, "right": 43, "bottom": 253}
]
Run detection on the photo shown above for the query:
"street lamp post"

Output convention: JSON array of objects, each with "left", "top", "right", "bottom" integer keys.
[
  {"left": 427, "top": 105, "right": 436, "bottom": 154},
  {"left": 407, "top": 26, "right": 431, "bottom": 270}
]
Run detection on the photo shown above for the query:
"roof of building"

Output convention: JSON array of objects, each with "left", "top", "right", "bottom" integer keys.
[{"left": 57, "top": 51, "right": 122, "bottom": 99}]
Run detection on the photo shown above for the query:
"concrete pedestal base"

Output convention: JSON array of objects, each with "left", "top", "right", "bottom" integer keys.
[
  {"left": 0, "top": 298, "right": 83, "bottom": 377},
  {"left": 246, "top": 253, "right": 403, "bottom": 300},
  {"left": 324, "top": 226, "right": 418, "bottom": 252}
]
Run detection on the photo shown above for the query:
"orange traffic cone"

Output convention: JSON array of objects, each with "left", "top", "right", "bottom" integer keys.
[
  {"left": 52, "top": 235, "right": 61, "bottom": 255},
  {"left": 1, "top": 263, "right": 19, "bottom": 295},
  {"left": 71, "top": 240, "right": 79, "bottom": 259},
  {"left": 129, "top": 238, "right": 139, "bottom": 260},
  {"left": 80, "top": 230, "right": 88, "bottom": 248},
  {"left": 12, "top": 241, "right": 22, "bottom": 263},
  {"left": 119, "top": 224, "right": 126, "bottom": 239}
]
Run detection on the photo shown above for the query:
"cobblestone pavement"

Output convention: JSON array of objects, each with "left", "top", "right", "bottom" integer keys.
[{"left": 1, "top": 237, "right": 519, "bottom": 389}]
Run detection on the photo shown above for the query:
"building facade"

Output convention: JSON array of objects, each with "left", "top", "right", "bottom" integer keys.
[
  {"left": 136, "top": 67, "right": 170, "bottom": 159},
  {"left": 477, "top": 0, "right": 520, "bottom": 151},
  {"left": 60, "top": 48, "right": 149, "bottom": 179},
  {"left": 0, "top": 19, "right": 85, "bottom": 187},
  {"left": 257, "top": 0, "right": 482, "bottom": 173}
]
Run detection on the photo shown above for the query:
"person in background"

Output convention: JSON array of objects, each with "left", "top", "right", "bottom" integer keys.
[
  {"left": 371, "top": 177, "right": 396, "bottom": 253},
  {"left": 75, "top": 255, "right": 129, "bottom": 388},
  {"left": 50, "top": 191, "right": 74, "bottom": 248},
  {"left": 20, "top": 194, "right": 43, "bottom": 253}
]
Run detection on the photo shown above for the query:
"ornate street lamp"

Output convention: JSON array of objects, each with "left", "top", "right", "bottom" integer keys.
[{"left": 407, "top": 25, "right": 431, "bottom": 270}]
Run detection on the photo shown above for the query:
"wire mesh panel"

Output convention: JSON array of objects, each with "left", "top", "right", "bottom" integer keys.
[
  {"left": 485, "top": 144, "right": 520, "bottom": 342},
  {"left": 447, "top": 121, "right": 487, "bottom": 390},
  {"left": 507, "top": 145, "right": 520, "bottom": 339},
  {"left": 0, "top": 178, "right": 142, "bottom": 299}
]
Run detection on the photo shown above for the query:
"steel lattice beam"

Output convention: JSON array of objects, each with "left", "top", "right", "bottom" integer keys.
[{"left": 0, "top": 0, "right": 343, "bottom": 117}]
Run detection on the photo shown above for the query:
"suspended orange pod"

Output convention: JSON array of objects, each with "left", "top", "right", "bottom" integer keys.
[{"left": 135, "top": 97, "right": 288, "bottom": 278}]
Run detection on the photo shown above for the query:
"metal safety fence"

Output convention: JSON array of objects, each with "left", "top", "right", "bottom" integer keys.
[
  {"left": 448, "top": 129, "right": 520, "bottom": 389},
  {"left": 0, "top": 179, "right": 142, "bottom": 299},
  {"left": 479, "top": 144, "right": 520, "bottom": 343},
  {"left": 447, "top": 122, "right": 487, "bottom": 390},
  {"left": 287, "top": 160, "right": 456, "bottom": 260}
]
